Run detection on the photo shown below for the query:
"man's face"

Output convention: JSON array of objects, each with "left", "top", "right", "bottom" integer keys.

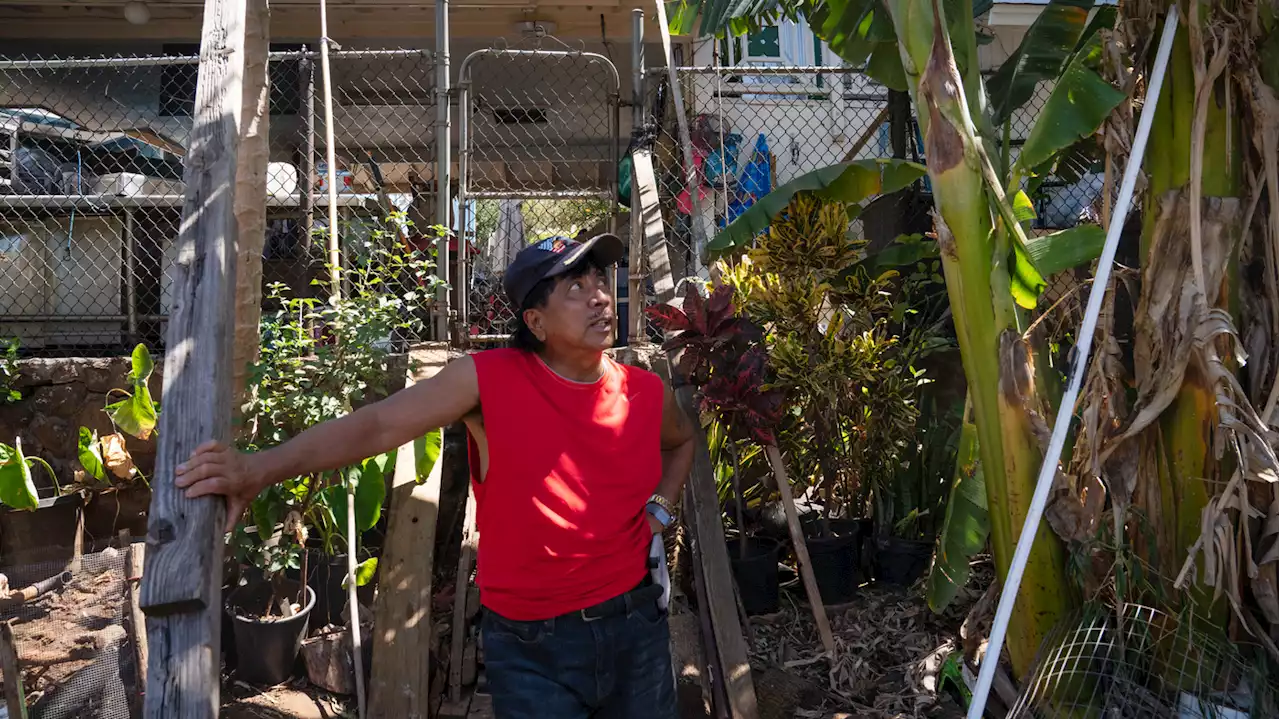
[{"left": 524, "top": 266, "right": 614, "bottom": 352}]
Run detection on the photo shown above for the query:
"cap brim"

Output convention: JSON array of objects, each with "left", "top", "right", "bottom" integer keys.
[{"left": 545, "top": 233, "right": 625, "bottom": 278}]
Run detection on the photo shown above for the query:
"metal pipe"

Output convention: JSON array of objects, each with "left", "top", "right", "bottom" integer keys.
[
  {"left": 965, "top": 11, "right": 1181, "bottom": 717},
  {"left": 317, "top": 23, "right": 342, "bottom": 301},
  {"left": 0, "top": 48, "right": 428, "bottom": 70},
  {"left": 0, "top": 195, "right": 372, "bottom": 209},
  {"left": 642, "top": 64, "right": 858, "bottom": 76},
  {"left": 464, "top": 190, "right": 614, "bottom": 200},
  {"left": 457, "top": 49, "right": 620, "bottom": 97},
  {"left": 628, "top": 8, "right": 645, "bottom": 346},
  {"left": 434, "top": 0, "right": 452, "bottom": 341},
  {"left": 300, "top": 49, "right": 316, "bottom": 255},
  {"left": 456, "top": 73, "right": 471, "bottom": 349},
  {"left": 0, "top": 314, "right": 170, "bottom": 322},
  {"left": 123, "top": 209, "right": 138, "bottom": 341}
]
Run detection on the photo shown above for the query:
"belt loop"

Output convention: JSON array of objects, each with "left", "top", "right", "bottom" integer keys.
[{"left": 623, "top": 590, "right": 634, "bottom": 616}]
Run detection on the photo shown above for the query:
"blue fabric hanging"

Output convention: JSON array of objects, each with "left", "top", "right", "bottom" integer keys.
[{"left": 724, "top": 134, "right": 772, "bottom": 225}]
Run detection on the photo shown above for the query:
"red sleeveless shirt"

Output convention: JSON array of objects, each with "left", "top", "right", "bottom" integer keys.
[{"left": 467, "top": 348, "right": 663, "bottom": 620}]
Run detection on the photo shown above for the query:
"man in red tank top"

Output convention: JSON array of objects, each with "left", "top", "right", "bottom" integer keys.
[{"left": 175, "top": 233, "right": 695, "bottom": 719}]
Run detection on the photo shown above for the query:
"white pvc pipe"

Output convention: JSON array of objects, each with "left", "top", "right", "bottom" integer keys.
[
  {"left": 966, "top": 10, "right": 1181, "bottom": 718},
  {"left": 319, "top": 0, "right": 342, "bottom": 303}
]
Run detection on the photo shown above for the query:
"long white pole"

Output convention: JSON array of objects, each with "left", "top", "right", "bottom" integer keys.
[
  {"left": 319, "top": 0, "right": 341, "bottom": 302},
  {"left": 965, "top": 10, "right": 1181, "bottom": 717},
  {"left": 317, "top": 2, "right": 366, "bottom": 717}
]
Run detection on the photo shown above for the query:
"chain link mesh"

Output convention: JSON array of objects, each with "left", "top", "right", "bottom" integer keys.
[
  {"left": 457, "top": 43, "right": 620, "bottom": 343},
  {"left": 0, "top": 545, "right": 136, "bottom": 719},
  {"left": 0, "top": 48, "right": 445, "bottom": 357}
]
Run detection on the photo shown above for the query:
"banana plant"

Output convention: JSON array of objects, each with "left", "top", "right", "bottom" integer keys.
[{"left": 670, "top": 0, "right": 1129, "bottom": 674}]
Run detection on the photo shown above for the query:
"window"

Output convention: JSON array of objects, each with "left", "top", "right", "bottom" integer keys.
[
  {"left": 160, "top": 43, "right": 303, "bottom": 117},
  {"left": 720, "top": 19, "right": 830, "bottom": 99}
]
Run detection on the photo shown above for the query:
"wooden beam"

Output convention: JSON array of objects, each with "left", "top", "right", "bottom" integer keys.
[
  {"left": 0, "top": 621, "right": 26, "bottom": 719},
  {"left": 127, "top": 540, "right": 150, "bottom": 712},
  {"left": 674, "top": 385, "right": 759, "bottom": 719},
  {"left": 137, "top": 0, "right": 247, "bottom": 714},
  {"left": 448, "top": 489, "right": 478, "bottom": 703},
  {"left": 368, "top": 349, "right": 450, "bottom": 719},
  {"left": 231, "top": 0, "right": 272, "bottom": 413},
  {"left": 763, "top": 445, "right": 834, "bottom": 654}
]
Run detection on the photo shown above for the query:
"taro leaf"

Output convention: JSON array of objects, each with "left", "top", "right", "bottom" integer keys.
[
  {"left": 101, "top": 433, "right": 136, "bottom": 480},
  {"left": 354, "top": 452, "right": 393, "bottom": 532},
  {"left": 77, "top": 427, "right": 107, "bottom": 483},
  {"left": 707, "top": 159, "right": 927, "bottom": 257},
  {"left": 1024, "top": 224, "right": 1105, "bottom": 276},
  {"left": 129, "top": 343, "right": 155, "bottom": 382},
  {"left": 926, "top": 414, "right": 988, "bottom": 613},
  {"left": 106, "top": 392, "right": 158, "bottom": 441},
  {"left": 1015, "top": 32, "right": 1125, "bottom": 177},
  {"left": 0, "top": 442, "right": 39, "bottom": 511},
  {"left": 415, "top": 428, "right": 443, "bottom": 484},
  {"left": 987, "top": 0, "right": 1096, "bottom": 125}
]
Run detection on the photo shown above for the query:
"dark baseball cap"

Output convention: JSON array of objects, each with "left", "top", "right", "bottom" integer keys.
[{"left": 504, "top": 233, "right": 624, "bottom": 310}]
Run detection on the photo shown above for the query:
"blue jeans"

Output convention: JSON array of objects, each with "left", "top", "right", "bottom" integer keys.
[{"left": 480, "top": 587, "right": 677, "bottom": 719}]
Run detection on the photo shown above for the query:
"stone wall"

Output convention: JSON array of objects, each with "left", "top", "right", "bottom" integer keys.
[{"left": 0, "top": 357, "right": 163, "bottom": 490}]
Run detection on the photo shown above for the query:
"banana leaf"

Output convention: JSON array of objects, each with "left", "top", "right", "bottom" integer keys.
[
  {"left": 987, "top": 0, "right": 1098, "bottom": 125},
  {"left": 707, "top": 159, "right": 926, "bottom": 258},
  {"left": 926, "top": 408, "right": 987, "bottom": 613}
]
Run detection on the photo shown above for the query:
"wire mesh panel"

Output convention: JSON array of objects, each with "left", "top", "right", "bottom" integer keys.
[
  {"left": 0, "top": 48, "right": 444, "bottom": 357},
  {"left": 457, "top": 38, "right": 620, "bottom": 342},
  {"left": 0, "top": 546, "right": 136, "bottom": 719},
  {"left": 1009, "top": 604, "right": 1280, "bottom": 718}
]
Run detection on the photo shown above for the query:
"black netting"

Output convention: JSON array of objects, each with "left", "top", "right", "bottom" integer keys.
[{"left": 0, "top": 545, "right": 136, "bottom": 719}]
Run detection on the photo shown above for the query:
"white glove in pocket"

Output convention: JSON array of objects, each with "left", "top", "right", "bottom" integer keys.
[{"left": 648, "top": 532, "right": 671, "bottom": 612}]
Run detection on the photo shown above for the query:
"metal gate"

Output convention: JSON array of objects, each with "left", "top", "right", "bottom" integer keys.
[{"left": 455, "top": 34, "right": 620, "bottom": 344}]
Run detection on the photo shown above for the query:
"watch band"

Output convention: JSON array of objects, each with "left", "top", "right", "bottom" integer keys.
[
  {"left": 647, "top": 493, "right": 676, "bottom": 516},
  {"left": 646, "top": 502, "right": 674, "bottom": 529}
]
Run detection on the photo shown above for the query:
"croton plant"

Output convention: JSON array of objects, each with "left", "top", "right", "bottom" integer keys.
[{"left": 645, "top": 283, "right": 784, "bottom": 445}]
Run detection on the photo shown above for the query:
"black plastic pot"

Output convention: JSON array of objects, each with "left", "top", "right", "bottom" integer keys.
[
  {"left": 806, "top": 526, "right": 861, "bottom": 604},
  {"left": 227, "top": 582, "right": 316, "bottom": 686},
  {"left": 306, "top": 551, "right": 377, "bottom": 627},
  {"left": 873, "top": 536, "right": 933, "bottom": 586},
  {"left": 726, "top": 537, "right": 781, "bottom": 615},
  {"left": 0, "top": 491, "right": 84, "bottom": 565}
]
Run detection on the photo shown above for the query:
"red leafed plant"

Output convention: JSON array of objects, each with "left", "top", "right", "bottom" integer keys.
[{"left": 645, "top": 283, "right": 783, "bottom": 444}]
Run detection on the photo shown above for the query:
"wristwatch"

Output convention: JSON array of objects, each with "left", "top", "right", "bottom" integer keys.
[{"left": 646, "top": 501, "right": 674, "bottom": 530}]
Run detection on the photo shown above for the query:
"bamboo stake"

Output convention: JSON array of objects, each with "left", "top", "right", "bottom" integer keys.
[{"left": 763, "top": 444, "right": 834, "bottom": 654}]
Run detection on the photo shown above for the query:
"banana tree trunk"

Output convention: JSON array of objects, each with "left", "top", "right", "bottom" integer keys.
[
  {"left": 885, "top": 0, "right": 1073, "bottom": 676},
  {"left": 1135, "top": 6, "right": 1239, "bottom": 630}
]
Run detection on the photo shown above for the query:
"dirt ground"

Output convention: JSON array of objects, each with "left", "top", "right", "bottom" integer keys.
[{"left": 221, "top": 679, "right": 356, "bottom": 719}]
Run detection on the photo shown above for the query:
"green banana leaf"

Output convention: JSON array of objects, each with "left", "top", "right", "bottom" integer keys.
[
  {"left": 926, "top": 410, "right": 987, "bottom": 613},
  {"left": 1014, "top": 31, "right": 1126, "bottom": 177},
  {"left": 1025, "top": 224, "right": 1106, "bottom": 277},
  {"left": 354, "top": 451, "right": 395, "bottom": 532},
  {"left": 707, "top": 159, "right": 926, "bottom": 258},
  {"left": 987, "top": 0, "right": 1098, "bottom": 125}
]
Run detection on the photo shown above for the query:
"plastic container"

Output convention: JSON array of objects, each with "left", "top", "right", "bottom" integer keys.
[
  {"left": 806, "top": 524, "right": 861, "bottom": 604},
  {"left": 726, "top": 537, "right": 781, "bottom": 615},
  {"left": 227, "top": 582, "right": 316, "bottom": 686},
  {"left": 873, "top": 536, "right": 934, "bottom": 586}
]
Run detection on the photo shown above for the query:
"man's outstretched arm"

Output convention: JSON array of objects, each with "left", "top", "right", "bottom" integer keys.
[{"left": 176, "top": 355, "right": 480, "bottom": 528}]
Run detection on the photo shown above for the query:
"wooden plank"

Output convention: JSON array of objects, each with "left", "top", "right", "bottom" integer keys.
[
  {"left": 675, "top": 385, "right": 760, "bottom": 719},
  {"left": 448, "top": 489, "right": 478, "bottom": 703},
  {"left": 138, "top": 0, "right": 248, "bottom": 714},
  {"left": 763, "top": 445, "right": 835, "bottom": 654},
  {"left": 0, "top": 620, "right": 25, "bottom": 719},
  {"left": 231, "top": 0, "right": 272, "bottom": 412},
  {"left": 631, "top": 149, "right": 674, "bottom": 303},
  {"left": 369, "top": 350, "right": 450, "bottom": 719},
  {"left": 127, "top": 540, "right": 149, "bottom": 713}
]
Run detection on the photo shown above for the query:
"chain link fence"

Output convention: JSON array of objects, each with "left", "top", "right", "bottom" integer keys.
[
  {"left": 456, "top": 39, "right": 621, "bottom": 343},
  {"left": 0, "top": 48, "right": 445, "bottom": 357},
  {"left": 638, "top": 66, "right": 1102, "bottom": 341}
]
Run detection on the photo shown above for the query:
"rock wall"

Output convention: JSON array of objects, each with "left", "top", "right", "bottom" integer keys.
[{"left": 0, "top": 357, "right": 163, "bottom": 490}]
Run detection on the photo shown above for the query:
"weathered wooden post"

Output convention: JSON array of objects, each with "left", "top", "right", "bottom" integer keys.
[{"left": 138, "top": 0, "right": 255, "bottom": 713}]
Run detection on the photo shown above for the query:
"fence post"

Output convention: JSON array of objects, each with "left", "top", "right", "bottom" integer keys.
[
  {"left": 434, "top": 0, "right": 452, "bottom": 342},
  {"left": 138, "top": 0, "right": 249, "bottom": 714},
  {"left": 629, "top": 9, "right": 646, "bottom": 346}
]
